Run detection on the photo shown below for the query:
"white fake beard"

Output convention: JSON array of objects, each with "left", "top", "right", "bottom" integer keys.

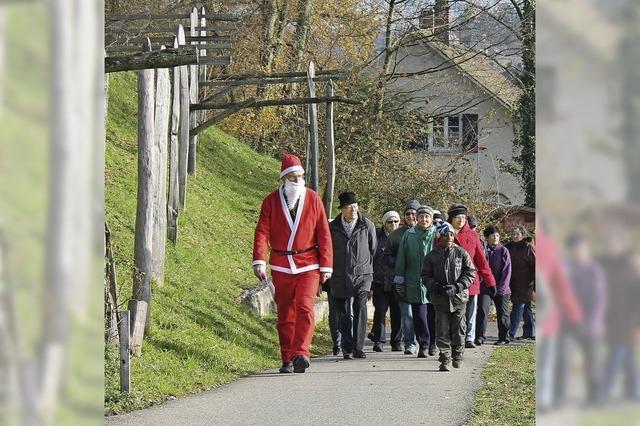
[{"left": 283, "top": 179, "right": 305, "bottom": 209}]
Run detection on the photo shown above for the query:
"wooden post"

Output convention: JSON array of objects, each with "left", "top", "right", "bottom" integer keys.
[
  {"left": 198, "top": 6, "right": 207, "bottom": 139},
  {"left": 127, "top": 299, "right": 148, "bottom": 356},
  {"left": 133, "top": 60, "right": 154, "bottom": 335},
  {"left": 324, "top": 79, "right": 336, "bottom": 218},
  {"left": 105, "top": 222, "right": 120, "bottom": 344},
  {"left": 306, "top": 61, "right": 319, "bottom": 191},
  {"left": 177, "top": 25, "right": 189, "bottom": 209},
  {"left": 188, "top": 7, "right": 199, "bottom": 175},
  {"left": 168, "top": 36, "right": 181, "bottom": 242},
  {"left": 119, "top": 310, "right": 131, "bottom": 393},
  {"left": 152, "top": 46, "right": 170, "bottom": 286}
]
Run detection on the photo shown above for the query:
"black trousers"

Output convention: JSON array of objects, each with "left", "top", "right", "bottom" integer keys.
[
  {"left": 476, "top": 293, "right": 511, "bottom": 341},
  {"left": 336, "top": 290, "right": 368, "bottom": 354},
  {"left": 371, "top": 288, "right": 402, "bottom": 345},
  {"left": 411, "top": 303, "right": 431, "bottom": 350}
]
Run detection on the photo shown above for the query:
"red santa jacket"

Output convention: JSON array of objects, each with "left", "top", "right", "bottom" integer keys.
[
  {"left": 253, "top": 187, "right": 333, "bottom": 274},
  {"left": 453, "top": 222, "right": 496, "bottom": 295}
]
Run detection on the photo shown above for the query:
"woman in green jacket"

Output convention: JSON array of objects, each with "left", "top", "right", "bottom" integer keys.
[{"left": 393, "top": 205, "right": 438, "bottom": 358}]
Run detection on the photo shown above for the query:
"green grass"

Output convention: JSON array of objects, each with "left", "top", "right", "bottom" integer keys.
[
  {"left": 104, "top": 72, "right": 332, "bottom": 415},
  {"left": 466, "top": 344, "right": 536, "bottom": 425}
]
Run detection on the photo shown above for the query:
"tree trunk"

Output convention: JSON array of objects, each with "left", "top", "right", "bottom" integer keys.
[
  {"left": 374, "top": 0, "right": 396, "bottom": 117},
  {"left": 287, "top": 0, "right": 314, "bottom": 95}
]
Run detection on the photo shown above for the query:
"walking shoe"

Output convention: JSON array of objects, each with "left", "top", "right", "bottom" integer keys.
[
  {"left": 417, "top": 348, "right": 428, "bottom": 358},
  {"left": 343, "top": 353, "right": 353, "bottom": 360},
  {"left": 404, "top": 346, "right": 417, "bottom": 355},
  {"left": 367, "top": 332, "right": 375, "bottom": 342},
  {"left": 494, "top": 339, "right": 509, "bottom": 345},
  {"left": 354, "top": 350, "right": 367, "bottom": 359},
  {"left": 279, "top": 362, "right": 293, "bottom": 373},
  {"left": 439, "top": 362, "right": 451, "bottom": 372},
  {"left": 465, "top": 341, "right": 476, "bottom": 349},
  {"left": 373, "top": 342, "right": 383, "bottom": 352},
  {"left": 332, "top": 345, "right": 341, "bottom": 356},
  {"left": 474, "top": 338, "right": 484, "bottom": 346},
  {"left": 292, "top": 355, "right": 310, "bottom": 373},
  {"left": 428, "top": 345, "right": 437, "bottom": 356},
  {"left": 452, "top": 359, "right": 463, "bottom": 368},
  {"left": 391, "top": 344, "right": 403, "bottom": 352}
]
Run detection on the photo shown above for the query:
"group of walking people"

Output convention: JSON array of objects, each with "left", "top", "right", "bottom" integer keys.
[{"left": 252, "top": 154, "right": 535, "bottom": 374}]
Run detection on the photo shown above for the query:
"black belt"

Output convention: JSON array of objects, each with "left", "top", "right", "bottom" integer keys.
[{"left": 272, "top": 246, "right": 318, "bottom": 256}]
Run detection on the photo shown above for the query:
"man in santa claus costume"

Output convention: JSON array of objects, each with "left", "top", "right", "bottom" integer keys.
[{"left": 252, "top": 154, "right": 333, "bottom": 374}]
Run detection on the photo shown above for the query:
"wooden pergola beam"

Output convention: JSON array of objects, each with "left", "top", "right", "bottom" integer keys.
[
  {"left": 105, "top": 47, "right": 198, "bottom": 73},
  {"left": 191, "top": 96, "right": 361, "bottom": 111},
  {"left": 200, "top": 74, "right": 346, "bottom": 87}
]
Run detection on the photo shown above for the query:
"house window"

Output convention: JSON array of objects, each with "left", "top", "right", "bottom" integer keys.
[{"left": 427, "top": 113, "right": 479, "bottom": 152}]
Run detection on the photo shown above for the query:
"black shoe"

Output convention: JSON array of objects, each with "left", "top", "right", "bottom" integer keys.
[
  {"left": 452, "top": 359, "right": 463, "bottom": 368},
  {"left": 465, "top": 341, "right": 475, "bottom": 349},
  {"left": 439, "top": 362, "right": 451, "bottom": 372},
  {"left": 343, "top": 353, "right": 353, "bottom": 360},
  {"left": 428, "top": 345, "right": 437, "bottom": 356},
  {"left": 367, "top": 332, "right": 375, "bottom": 342},
  {"left": 279, "top": 362, "right": 293, "bottom": 373},
  {"left": 474, "top": 338, "right": 484, "bottom": 346},
  {"left": 332, "top": 345, "right": 341, "bottom": 356},
  {"left": 373, "top": 342, "right": 383, "bottom": 352},
  {"left": 391, "top": 344, "right": 403, "bottom": 352},
  {"left": 417, "top": 348, "right": 428, "bottom": 358},
  {"left": 354, "top": 350, "right": 367, "bottom": 359},
  {"left": 292, "top": 355, "right": 310, "bottom": 373},
  {"left": 494, "top": 339, "right": 508, "bottom": 345}
]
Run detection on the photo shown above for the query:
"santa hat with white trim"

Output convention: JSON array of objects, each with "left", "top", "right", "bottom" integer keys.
[{"left": 279, "top": 154, "right": 305, "bottom": 179}]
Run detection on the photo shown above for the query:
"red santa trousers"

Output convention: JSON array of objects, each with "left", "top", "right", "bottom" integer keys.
[{"left": 271, "top": 269, "right": 319, "bottom": 362}]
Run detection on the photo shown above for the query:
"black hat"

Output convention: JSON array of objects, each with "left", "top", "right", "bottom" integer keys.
[
  {"left": 467, "top": 215, "right": 478, "bottom": 229},
  {"left": 416, "top": 205, "right": 434, "bottom": 217},
  {"left": 483, "top": 225, "right": 500, "bottom": 238},
  {"left": 338, "top": 192, "right": 358, "bottom": 208},
  {"left": 404, "top": 200, "right": 421, "bottom": 214},
  {"left": 447, "top": 203, "right": 468, "bottom": 220}
]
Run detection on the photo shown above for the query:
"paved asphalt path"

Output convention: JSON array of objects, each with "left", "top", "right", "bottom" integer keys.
[{"left": 106, "top": 323, "right": 503, "bottom": 426}]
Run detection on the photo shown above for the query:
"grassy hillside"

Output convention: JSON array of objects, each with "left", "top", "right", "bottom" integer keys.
[{"left": 104, "top": 73, "right": 332, "bottom": 414}]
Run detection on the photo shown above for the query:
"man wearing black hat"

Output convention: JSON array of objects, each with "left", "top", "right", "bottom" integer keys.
[{"left": 328, "top": 192, "right": 377, "bottom": 359}]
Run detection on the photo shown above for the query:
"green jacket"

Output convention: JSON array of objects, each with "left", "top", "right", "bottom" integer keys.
[{"left": 393, "top": 225, "right": 437, "bottom": 304}]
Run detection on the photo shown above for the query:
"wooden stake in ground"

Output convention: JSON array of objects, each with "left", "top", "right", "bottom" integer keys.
[
  {"left": 127, "top": 300, "right": 148, "bottom": 356},
  {"left": 306, "top": 61, "right": 319, "bottom": 191},
  {"left": 119, "top": 310, "right": 130, "bottom": 392},
  {"left": 168, "top": 36, "right": 181, "bottom": 243},
  {"left": 324, "top": 79, "right": 336, "bottom": 218},
  {"left": 133, "top": 63, "right": 155, "bottom": 335},
  {"left": 177, "top": 25, "right": 189, "bottom": 209},
  {"left": 188, "top": 7, "right": 199, "bottom": 175},
  {"left": 151, "top": 46, "right": 170, "bottom": 285}
]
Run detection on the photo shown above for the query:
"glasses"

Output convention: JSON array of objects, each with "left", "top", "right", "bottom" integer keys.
[
  {"left": 405, "top": 212, "right": 416, "bottom": 217},
  {"left": 386, "top": 220, "right": 400, "bottom": 224}
]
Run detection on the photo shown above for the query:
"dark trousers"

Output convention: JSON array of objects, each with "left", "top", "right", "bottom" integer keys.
[
  {"left": 435, "top": 305, "right": 467, "bottom": 362},
  {"left": 476, "top": 293, "right": 511, "bottom": 341},
  {"left": 555, "top": 330, "right": 601, "bottom": 404},
  {"left": 336, "top": 290, "right": 368, "bottom": 354},
  {"left": 427, "top": 303, "right": 436, "bottom": 347},
  {"left": 326, "top": 289, "right": 342, "bottom": 348},
  {"left": 371, "top": 289, "right": 402, "bottom": 345},
  {"left": 411, "top": 303, "right": 431, "bottom": 350}
]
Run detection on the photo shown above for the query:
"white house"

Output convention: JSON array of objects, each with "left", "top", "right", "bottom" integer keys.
[{"left": 381, "top": 27, "right": 525, "bottom": 206}]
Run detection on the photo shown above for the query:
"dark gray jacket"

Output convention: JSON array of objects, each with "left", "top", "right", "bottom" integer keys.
[
  {"left": 422, "top": 244, "right": 476, "bottom": 312},
  {"left": 328, "top": 213, "right": 377, "bottom": 298},
  {"left": 373, "top": 227, "right": 394, "bottom": 292}
]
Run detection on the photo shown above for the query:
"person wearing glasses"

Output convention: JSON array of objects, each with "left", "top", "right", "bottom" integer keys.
[
  {"left": 369, "top": 210, "right": 402, "bottom": 352},
  {"left": 252, "top": 154, "right": 333, "bottom": 374},
  {"left": 386, "top": 200, "right": 421, "bottom": 354}
]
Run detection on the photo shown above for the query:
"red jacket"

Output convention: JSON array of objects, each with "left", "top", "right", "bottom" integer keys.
[
  {"left": 453, "top": 223, "right": 496, "bottom": 295},
  {"left": 253, "top": 187, "right": 333, "bottom": 274},
  {"left": 536, "top": 227, "right": 583, "bottom": 337}
]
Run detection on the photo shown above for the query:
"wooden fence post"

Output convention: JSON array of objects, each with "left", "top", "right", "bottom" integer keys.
[
  {"left": 306, "top": 61, "right": 319, "bottom": 192},
  {"left": 127, "top": 299, "right": 148, "bottom": 356},
  {"left": 168, "top": 36, "right": 181, "bottom": 242},
  {"left": 177, "top": 25, "right": 189, "bottom": 209},
  {"left": 324, "top": 79, "right": 336, "bottom": 218},
  {"left": 133, "top": 55, "right": 154, "bottom": 335},
  {"left": 187, "top": 7, "right": 199, "bottom": 175},
  {"left": 119, "top": 310, "right": 130, "bottom": 393},
  {"left": 151, "top": 46, "right": 170, "bottom": 286}
]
